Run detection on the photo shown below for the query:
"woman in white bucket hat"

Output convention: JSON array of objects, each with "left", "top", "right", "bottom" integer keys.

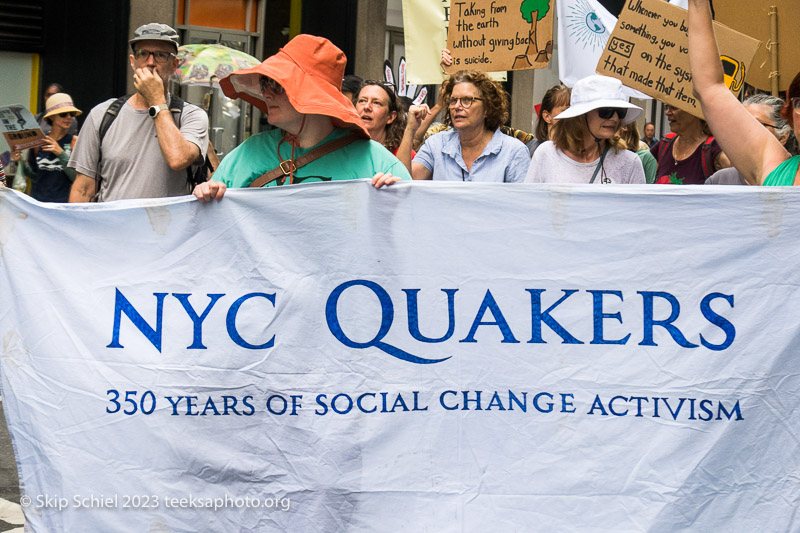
[{"left": 525, "top": 75, "right": 646, "bottom": 185}]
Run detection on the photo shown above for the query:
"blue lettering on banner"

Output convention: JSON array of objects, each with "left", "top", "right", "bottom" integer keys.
[
  {"left": 403, "top": 288, "right": 458, "bottom": 342},
  {"left": 325, "top": 280, "right": 451, "bottom": 364},
  {"left": 107, "top": 283, "right": 736, "bottom": 362},
  {"left": 314, "top": 391, "right": 428, "bottom": 415},
  {"left": 107, "top": 288, "right": 276, "bottom": 353},
  {"left": 325, "top": 281, "right": 736, "bottom": 364},
  {"left": 526, "top": 289, "right": 584, "bottom": 344},
  {"left": 106, "top": 389, "right": 743, "bottom": 421},
  {"left": 698, "top": 293, "right": 736, "bottom": 350},
  {"left": 225, "top": 293, "right": 276, "bottom": 349},
  {"left": 172, "top": 293, "right": 225, "bottom": 349},
  {"left": 107, "top": 289, "right": 167, "bottom": 351},
  {"left": 460, "top": 290, "right": 520, "bottom": 344},
  {"left": 638, "top": 291, "right": 699, "bottom": 348},
  {"left": 589, "top": 290, "right": 631, "bottom": 345}
]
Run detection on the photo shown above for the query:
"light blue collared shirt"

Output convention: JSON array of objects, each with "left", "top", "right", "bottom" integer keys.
[{"left": 414, "top": 128, "right": 530, "bottom": 182}]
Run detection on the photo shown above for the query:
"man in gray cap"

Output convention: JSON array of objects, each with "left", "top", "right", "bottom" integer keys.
[{"left": 68, "top": 23, "right": 208, "bottom": 202}]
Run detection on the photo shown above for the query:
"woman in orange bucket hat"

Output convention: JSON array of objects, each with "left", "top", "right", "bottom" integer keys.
[{"left": 194, "top": 34, "right": 409, "bottom": 200}]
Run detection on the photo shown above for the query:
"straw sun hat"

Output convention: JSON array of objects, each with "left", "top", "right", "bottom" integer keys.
[{"left": 43, "top": 93, "right": 82, "bottom": 120}]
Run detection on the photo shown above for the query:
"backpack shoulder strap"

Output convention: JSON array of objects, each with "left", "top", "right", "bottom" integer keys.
[
  {"left": 657, "top": 133, "right": 677, "bottom": 162},
  {"left": 168, "top": 96, "right": 209, "bottom": 187},
  {"left": 94, "top": 95, "right": 132, "bottom": 200},
  {"left": 98, "top": 95, "right": 132, "bottom": 143},
  {"left": 168, "top": 94, "right": 184, "bottom": 126},
  {"left": 701, "top": 135, "right": 716, "bottom": 179}
]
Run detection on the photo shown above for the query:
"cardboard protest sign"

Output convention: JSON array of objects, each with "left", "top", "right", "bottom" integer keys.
[
  {"left": 445, "top": 0, "right": 554, "bottom": 73},
  {"left": 402, "top": 0, "right": 506, "bottom": 84},
  {"left": 715, "top": 1, "right": 799, "bottom": 92},
  {"left": 597, "top": 0, "right": 760, "bottom": 117},
  {"left": 0, "top": 105, "right": 46, "bottom": 152}
]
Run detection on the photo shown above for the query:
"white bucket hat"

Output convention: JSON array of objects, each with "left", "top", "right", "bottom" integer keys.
[{"left": 555, "top": 75, "right": 642, "bottom": 125}]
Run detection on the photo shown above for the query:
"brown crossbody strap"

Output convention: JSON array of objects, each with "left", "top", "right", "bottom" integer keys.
[{"left": 248, "top": 133, "right": 363, "bottom": 188}]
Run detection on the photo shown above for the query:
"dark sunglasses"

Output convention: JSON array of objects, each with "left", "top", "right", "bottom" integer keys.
[
  {"left": 57, "top": 112, "right": 76, "bottom": 118},
  {"left": 597, "top": 107, "right": 628, "bottom": 120},
  {"left": 259, "top": 77, "right": 285, "bottom": 95}
]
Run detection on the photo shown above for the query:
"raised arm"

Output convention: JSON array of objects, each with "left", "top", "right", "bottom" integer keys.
[
  {"left": 136, "top": 67, "right": 205, "bottom": 170},
  {"left": 396, "top": 104, "right": 431, "bottom": 173},
  {"left": 688, "top": 0, "right": 788, "bottom": 184}
]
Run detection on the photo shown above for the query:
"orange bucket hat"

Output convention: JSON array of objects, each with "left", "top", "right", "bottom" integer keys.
[{"left": 219, "top": 34, "right": 368, "bottom": 138}]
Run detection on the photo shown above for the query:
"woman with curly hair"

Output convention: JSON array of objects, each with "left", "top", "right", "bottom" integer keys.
[
  {"left": 411, "top": 70, "right": 530, "bottom": 182},
  {"left": 525, "top": 75, "right": 645, "bottom": 184}
]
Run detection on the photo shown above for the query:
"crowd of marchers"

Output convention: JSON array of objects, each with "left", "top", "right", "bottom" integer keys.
[{"left": 1, "top": 0, "right": 798, "bottom": 201}]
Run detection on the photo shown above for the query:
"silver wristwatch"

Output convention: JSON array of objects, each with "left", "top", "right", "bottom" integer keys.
[{"left": 148, "top": 104, "right": 169, "bottom": 118}]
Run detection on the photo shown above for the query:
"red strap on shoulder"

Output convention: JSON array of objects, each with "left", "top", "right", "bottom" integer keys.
[
  {"left": 700, "top": 136, "right": 716, "bottom": 179},
  {"left": 657, "top": 133, "right": 677, "bottom": 162}
]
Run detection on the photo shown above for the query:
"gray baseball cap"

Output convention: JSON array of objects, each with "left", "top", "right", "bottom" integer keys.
[{"left": 129, "top": 23, "right": 180, "bottom": 52}]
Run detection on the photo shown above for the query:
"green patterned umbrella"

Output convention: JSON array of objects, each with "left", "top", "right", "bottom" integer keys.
[{"left": 177, "top": 44, "right": 260, "bottom": 87}]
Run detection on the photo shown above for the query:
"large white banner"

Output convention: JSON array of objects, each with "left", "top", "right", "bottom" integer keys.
[{"left": 0, "top": 182, "right": 798, "bottom": 531}]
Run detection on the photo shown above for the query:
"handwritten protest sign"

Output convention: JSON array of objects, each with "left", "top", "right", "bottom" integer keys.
[
  {"left": 445, "top": 0, "right": 553, "bottom": 74},
  {"left": 403, "top": 0, "right": 506, "bottom": 84},
  {"left": 597, "top": 0, "right": 760, "bottom": 117},
  {"left": 0, "top": 104, "right": 46, "bottom": 152}
]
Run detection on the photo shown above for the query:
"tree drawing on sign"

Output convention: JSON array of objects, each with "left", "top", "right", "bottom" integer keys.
[{"left": 513, "top": 0, "right": 552, "bottom": 68}]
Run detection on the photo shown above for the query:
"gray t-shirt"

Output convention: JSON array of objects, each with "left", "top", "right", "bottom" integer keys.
[
  {"left": 68, "top": 97, "right": 208, "bottom": 201},
  {"left": 705, "top": 167, "right": 747, "bottom": 185},
  {"left": 524, "top": 140, "right": 646, "bottom": 184}
]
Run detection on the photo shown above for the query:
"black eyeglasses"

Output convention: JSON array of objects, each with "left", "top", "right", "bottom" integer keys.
[
  {"left": 448, "top": 96, "right": 483, "bottom": 109},
  {"left": 758, "top": 121, "right": 777, "bottom": 130},
  {"left": 133, "top": 49, "right": 176, "bottom": 63},
  {"left": 57, "top": 112, "right": 76, "bottom": 118},
  {"left": 597, "top": 107, "right": 628, "bottom": 120},
  {"left": 260, "top": 77, "right": 285, "bottom": 95}
]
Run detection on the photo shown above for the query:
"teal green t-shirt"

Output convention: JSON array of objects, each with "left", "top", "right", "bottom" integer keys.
[
  {"left": 214, "top": 128, "right": 411, "bottom": 187},
  {"left": 636, "top": 148, "right": 658, "bottom": 184},
  {"left": 763, "top": 155, "right": 800, "bottom": 186}
]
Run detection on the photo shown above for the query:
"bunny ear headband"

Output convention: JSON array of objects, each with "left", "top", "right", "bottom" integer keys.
[{"left": 384, "top": 57, "right": 429, "bottom": 106}]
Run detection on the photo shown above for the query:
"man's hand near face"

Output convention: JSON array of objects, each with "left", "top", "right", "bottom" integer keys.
[{"left": 133, "top": 67, "right": 167, "bottom": 107}]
